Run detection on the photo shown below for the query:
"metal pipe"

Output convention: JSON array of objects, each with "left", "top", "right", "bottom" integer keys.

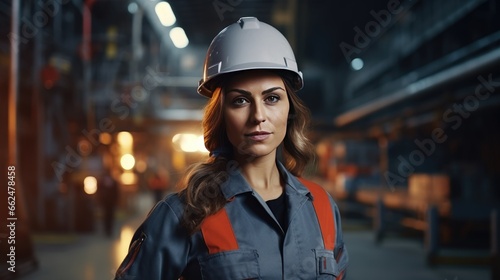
[
  {"left": 335, "top": 47, "right": 500, "bottom": 126},
  {"left": 83, "top": 0, "right": 94, "bottom": 130},
  {"left": 131, "top": 5, "right": 144, "bottom": 81}
]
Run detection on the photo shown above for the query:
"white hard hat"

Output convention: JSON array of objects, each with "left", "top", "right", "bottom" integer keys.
[{"left": 198, "top": 17, "right": 303, "bottom": 97}]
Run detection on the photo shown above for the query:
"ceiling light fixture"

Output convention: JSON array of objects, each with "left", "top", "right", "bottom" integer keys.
[
  {"left": 155, "top": 1, "right": 176, "bottom": 27},
  {"left": 170, "top": 27, "right": 189, "bottom": 48}
]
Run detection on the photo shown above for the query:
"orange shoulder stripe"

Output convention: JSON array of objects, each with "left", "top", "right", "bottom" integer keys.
[
  {"left": 200, "top": 208, "right": 238, "bottom": 254},
  {"left": 299, "top": 178, "right": 336, "bottom": 251}
]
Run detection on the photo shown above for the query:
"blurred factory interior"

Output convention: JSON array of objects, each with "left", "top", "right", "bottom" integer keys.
[{"left": 1, "top": 0, "right": 500, "bottom": 279}]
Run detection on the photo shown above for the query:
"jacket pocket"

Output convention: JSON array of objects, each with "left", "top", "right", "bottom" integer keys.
[
  {"left": 198, "top": 249, "right": 260, "bottom": 280},
  {"left": 335, "top": 244, "right": 349, "bottom": 278},
  {"left": 313, "top": 249, "right": 338, "bottom": 279},
  {"left": 115, "top": 232, "right": 147, "bottom": 279}
]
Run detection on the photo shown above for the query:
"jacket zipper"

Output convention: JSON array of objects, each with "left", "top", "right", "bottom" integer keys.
[{"left": 116, "top": 232, "right": 146, "bottom": 278}]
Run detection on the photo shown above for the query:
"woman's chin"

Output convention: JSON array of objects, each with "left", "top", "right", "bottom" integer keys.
[{"left": 235, "top": 147, "right": 276, "bottom": 161}]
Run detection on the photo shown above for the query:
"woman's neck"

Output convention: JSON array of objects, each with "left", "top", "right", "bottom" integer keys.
[{"left": 236, "top": 153, "right": 284, "bottom": 200}]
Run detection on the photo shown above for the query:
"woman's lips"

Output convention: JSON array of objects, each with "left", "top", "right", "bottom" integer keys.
[{"left": 245, "top": 131, "right": 271, "bottom": 141}]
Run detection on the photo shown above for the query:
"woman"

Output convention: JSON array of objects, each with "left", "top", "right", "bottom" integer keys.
[{"left": 115, "top": 17, "right": 348, "bottom": 279}]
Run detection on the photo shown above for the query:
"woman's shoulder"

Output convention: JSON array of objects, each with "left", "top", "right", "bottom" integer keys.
[
  {"left": 143, "top": 192, "right": 186, "bottom": 224},
  {"left": 159, "top": 192, "right": 186, "bottom": 218}
]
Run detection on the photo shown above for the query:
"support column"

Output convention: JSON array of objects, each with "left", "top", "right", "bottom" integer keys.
[
  {"left": 374, "top": 197, "right": 385, "bottom": 244},
  {"left": 492, "top": 209, "right": 500, "bottom": 280},
  {"left": 426, "top": 205, "right": 439, "bottom": 266},
  {"left": 1, "top": 0, "right": 37, "bottom": 275}
]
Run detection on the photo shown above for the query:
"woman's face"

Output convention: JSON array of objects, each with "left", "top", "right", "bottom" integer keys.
[{"left": 223, "top": 70, "right": 289, "bottom": 159}]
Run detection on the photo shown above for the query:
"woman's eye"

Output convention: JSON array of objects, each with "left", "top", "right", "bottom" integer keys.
[
  {"left": 266, "top": 95, "right": 280, "bottom": 103},
  {"left": 233, "top": 97, "right": 248, "bottom": 105}
]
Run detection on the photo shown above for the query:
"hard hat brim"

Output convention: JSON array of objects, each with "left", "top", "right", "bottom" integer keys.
[{"left": 198, "top": 67, "right": 303, "bottom": 98}]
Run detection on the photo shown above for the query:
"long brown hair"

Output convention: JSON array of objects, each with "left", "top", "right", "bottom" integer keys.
[{"left": 178, "top": 72, "right": 315, "bottom": 233}]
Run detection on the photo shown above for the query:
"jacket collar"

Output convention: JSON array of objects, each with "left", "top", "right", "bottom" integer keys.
[{"left": 220, "top": 160, "right": 311, "bottom": 200}]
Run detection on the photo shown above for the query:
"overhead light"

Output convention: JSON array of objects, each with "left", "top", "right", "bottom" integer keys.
[
  {"left": 120, "top": 171, "right": 137, "bottom": 185},
  {"left": 155, "top": 1, "right": 176, "bottom": 27},
  {"left": 350, "top": 58, "right": 364, "bottom": 71},
  {"left": 120, "top": 154, "right": 136, "bottom": 170},
  {"left": 99, "top": 132, "right": 112, "bottom": 145},
  {"left": 83, "top": 176, "right": 97, "bottom": 195},
  {"left": 172, "top": 133, "right": 207, "bottom": 153},
  {"left": 117, "top": 131, "right": 133, "bottom": 148},
  {"left": 128, "top": 2, "right": 138, "bottom": 14},
  {"left": 170, "top": 27, "right": 189, "bottom": 48}
]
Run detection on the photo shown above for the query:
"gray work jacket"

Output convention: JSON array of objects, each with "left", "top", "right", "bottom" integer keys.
[{"left": 116, "top": 162, "right": 348, "bottom": 279}]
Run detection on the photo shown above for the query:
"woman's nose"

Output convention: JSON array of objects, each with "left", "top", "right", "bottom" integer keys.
[{"left": 252, "top": 103, "right": 266, "bottom": 124}]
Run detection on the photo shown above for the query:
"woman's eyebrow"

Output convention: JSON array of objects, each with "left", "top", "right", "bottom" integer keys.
[
  {"left": 226, "top": 86, "right": 285, "bottom": 96},
  {"left": 262, "top": 87, "right": 285, "bottom": 94},
  {"left": 226, "top": 88, "right": 252, "bottom": 96}
]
